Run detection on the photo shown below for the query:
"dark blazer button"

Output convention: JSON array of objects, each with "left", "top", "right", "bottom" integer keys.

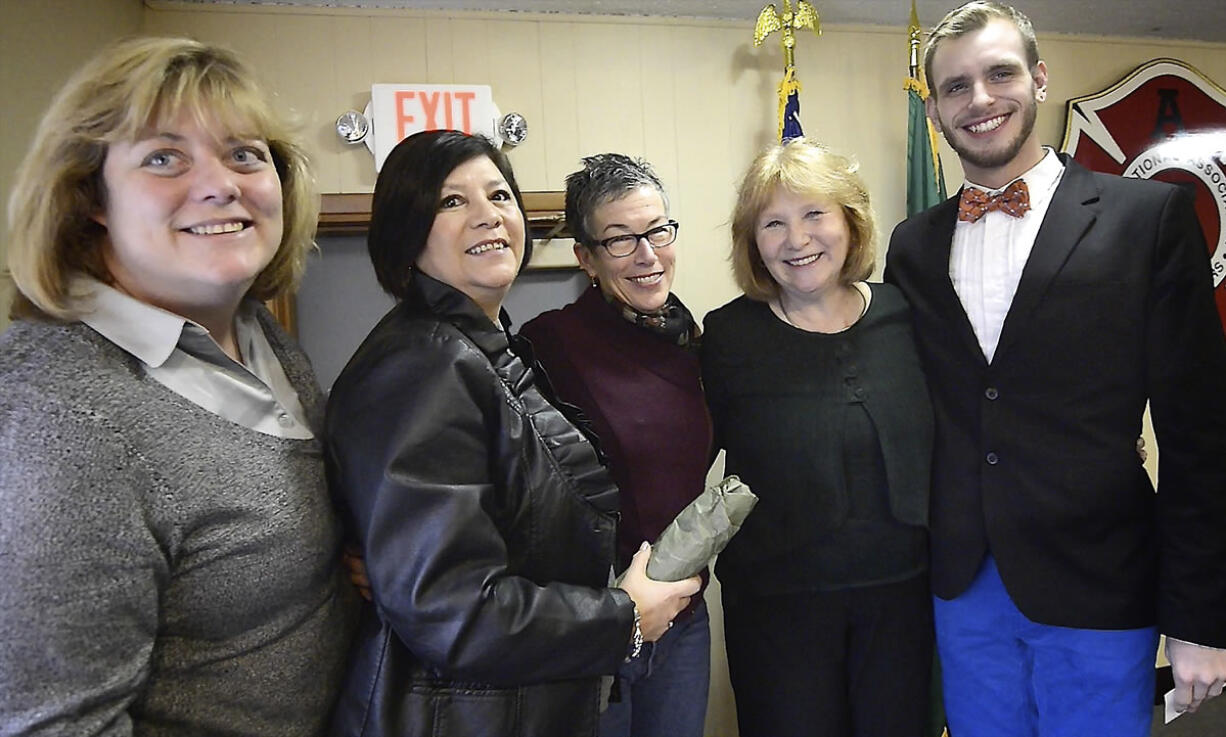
[
  {"left": 985, "top": 387, "right": 999, "bottom": 400},
  {"left": 986, "top": 452, "right": 999, "bottom": 465}
]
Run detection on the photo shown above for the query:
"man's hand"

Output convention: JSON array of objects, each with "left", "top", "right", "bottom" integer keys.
[{"left": 1166, "top": 637, "right": 1226, "bottom": 713}]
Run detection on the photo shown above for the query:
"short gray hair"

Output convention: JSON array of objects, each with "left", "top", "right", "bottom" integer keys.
[{"left": 565, "top": 153, "right": 669, "bottom": 246}]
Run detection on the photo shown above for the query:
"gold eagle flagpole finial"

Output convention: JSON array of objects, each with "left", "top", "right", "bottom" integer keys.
[{"left": 754, "top": 0, "right": 821, "bottom": 70}]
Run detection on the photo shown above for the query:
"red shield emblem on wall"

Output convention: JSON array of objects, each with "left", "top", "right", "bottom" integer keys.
[{"left": 1060, "top": 58, "right": 1226, "bottom": 331}]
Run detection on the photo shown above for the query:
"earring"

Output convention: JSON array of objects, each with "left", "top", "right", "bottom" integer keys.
[{"left": 589, "top": 273, "right": 599, "bottom": 288}]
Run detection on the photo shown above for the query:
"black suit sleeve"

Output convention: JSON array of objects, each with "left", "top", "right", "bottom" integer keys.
[{"left": 1147, "top": 186, "right": 1226, "bottom": 647}]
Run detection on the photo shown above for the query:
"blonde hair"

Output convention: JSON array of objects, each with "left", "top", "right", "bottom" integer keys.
[
  {"left": 730, "top": 139, "right": 877, "bottom": 302},
  {"left": 6, "top": 36, "right": 318, "bottom": 320}
]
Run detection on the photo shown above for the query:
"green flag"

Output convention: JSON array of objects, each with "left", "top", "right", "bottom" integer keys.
[
  {"left": 905, "top": 0, "right": 947, "bottom": 218},
  {"left": 906, "top": 81, "right": 947, "bottom": 216}
]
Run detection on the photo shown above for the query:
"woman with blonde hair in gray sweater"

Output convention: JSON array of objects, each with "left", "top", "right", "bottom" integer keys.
[{"left": 0, "top": 37, "right": 357, "bottom": 736}]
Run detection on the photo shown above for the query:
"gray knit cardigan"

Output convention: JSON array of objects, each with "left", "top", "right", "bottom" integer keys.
[{"left": 0, "top": 311, "right": 358, "bottom": 737}]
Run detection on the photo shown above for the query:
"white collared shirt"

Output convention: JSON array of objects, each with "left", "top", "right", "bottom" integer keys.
[
  {"left": 949, "top": 147, "right": 1065, "bottom": 363},
  {"left": 76, "top": 279, "right": 314, "bottom": 439}
]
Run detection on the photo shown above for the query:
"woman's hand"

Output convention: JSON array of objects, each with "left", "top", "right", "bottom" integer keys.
[
  {"left": 618, "top": 542, "right": 701, "bottom": 642},
  {"left": 342, "top": 544, "right": 373, "bottom": 602}
]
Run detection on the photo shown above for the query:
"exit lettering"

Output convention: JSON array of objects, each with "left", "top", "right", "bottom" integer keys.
[{"left": 395, "top": 90, "right": 478, "bottom": 139}]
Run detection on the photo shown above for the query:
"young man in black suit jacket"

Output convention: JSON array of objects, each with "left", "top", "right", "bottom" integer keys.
[{"left": 885, "top": 2, "right": 1226, "bottom": 735}]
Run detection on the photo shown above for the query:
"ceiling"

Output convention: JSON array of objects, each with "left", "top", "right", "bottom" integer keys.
[{"left": 183, "top": 0, "right": 1226, "bottom": 44}]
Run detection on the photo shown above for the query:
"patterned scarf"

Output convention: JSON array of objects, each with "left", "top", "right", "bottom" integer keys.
[{"left": 601, "top": 288, "right": 701, "bottom": 349}]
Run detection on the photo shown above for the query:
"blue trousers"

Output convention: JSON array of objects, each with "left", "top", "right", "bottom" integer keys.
[
  {"left": 599, "top": 601, "right": 710, "bottom": 737},
  {"left": 935, "top": 556, "right": 1158, "bottom": 737}
]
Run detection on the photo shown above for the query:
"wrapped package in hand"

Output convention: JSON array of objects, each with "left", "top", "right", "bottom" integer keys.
[{"left": 645, "top": 475, "right": 757, "bottom": 582}]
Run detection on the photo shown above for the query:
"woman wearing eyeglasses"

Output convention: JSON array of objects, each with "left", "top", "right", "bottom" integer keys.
[{"left": 520, "top": 154, "right": 712, "bottom": 737}]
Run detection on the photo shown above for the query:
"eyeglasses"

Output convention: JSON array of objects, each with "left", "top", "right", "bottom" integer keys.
[{"left": 593, "top": 221, "right": 680, "bottom": 258}]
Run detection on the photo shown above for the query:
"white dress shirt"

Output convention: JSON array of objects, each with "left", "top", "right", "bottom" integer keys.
[
  {"left": 75, "top": 279, "right": 313, "bottom": 439},
  {"left": 949, "top": 147, "right": 1065, "bottom": 363}
]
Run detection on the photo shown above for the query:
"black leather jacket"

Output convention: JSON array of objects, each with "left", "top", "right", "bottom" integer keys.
[{"left": 326, "top": 274, "right": 633, "bottom": 737}]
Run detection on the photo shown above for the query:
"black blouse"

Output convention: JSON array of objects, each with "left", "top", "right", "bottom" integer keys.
[{"left": 701, "top": 282, "right": 934, "bottom": 599}]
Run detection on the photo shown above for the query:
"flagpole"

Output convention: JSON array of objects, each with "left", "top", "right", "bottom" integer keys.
[
  {"left": 904, "top": 25, "right": 949, "bottom": 737},
  {"left": 909, "top": 0, "right": 922, "bottom": 80},
  {"left": 754, "top": 1, "right": 822, "bottom": 141}
]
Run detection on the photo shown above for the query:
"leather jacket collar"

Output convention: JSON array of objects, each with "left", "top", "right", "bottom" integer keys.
[
  {"left": 402, "top": 271, "right": 610, "bottom": 471},
  {"left": 404, "top": 271, "right": 513, "bottom": 357}
]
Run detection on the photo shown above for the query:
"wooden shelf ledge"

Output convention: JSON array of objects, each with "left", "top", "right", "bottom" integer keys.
[{"left": 319, "top": 191, "right": 569, "bottom": 238}]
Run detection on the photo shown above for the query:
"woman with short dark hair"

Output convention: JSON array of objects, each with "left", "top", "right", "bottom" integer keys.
[
  {"left": 520, "top": 152, "right": 713, "bottom": 737},
  {"left": 325, "top": 130, "right": 698, "bottom": 737}
]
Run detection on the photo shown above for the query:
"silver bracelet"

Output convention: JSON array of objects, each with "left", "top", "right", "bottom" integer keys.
[{"left": 626, "top": 603, "right": 643, "bottom": 661}]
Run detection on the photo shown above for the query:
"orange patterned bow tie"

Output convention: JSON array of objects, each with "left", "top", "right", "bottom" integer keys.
[{"left": 958, "top": 180, "right": 1031, "bottom": 222}]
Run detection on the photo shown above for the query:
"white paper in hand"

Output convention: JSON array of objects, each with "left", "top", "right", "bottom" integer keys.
[{"left": 1164, "top": 689, "right": 1183, "bottom": 724}]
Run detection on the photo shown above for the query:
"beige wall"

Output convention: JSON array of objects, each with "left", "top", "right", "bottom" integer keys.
[
  {"left": 0, "top": 0, "right": 144, "bottom": 331},
  {"left": 137, "top": 3, "right": 1226, "bottom": 323},
  {"left": 5, "top": 2, "right": 1225, "bottom": 325}
]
